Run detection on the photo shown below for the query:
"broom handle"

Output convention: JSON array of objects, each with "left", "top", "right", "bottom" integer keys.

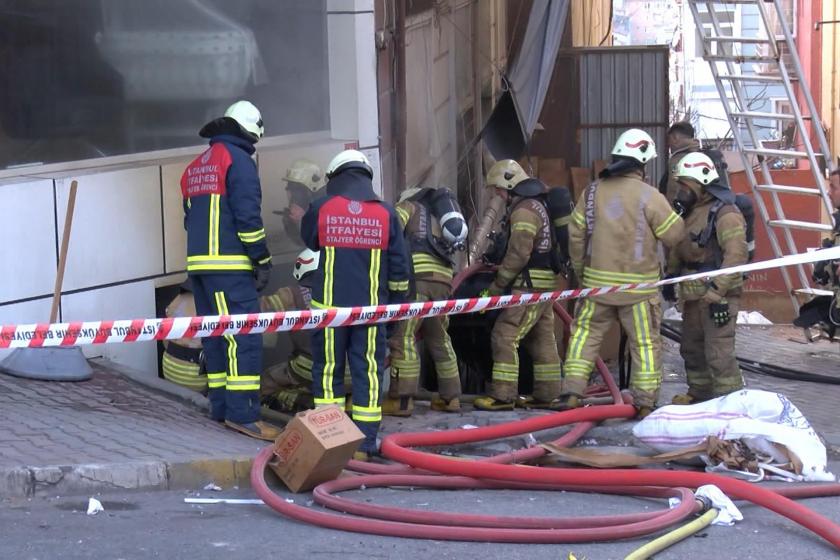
[{"left": 50, "top": 180, "right": 78, "bottom": 324}]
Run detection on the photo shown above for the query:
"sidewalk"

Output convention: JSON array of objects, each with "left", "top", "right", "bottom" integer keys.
[
  {"left": 0, "top": 325, "right": 837, "bottom": 498},
  {"left": 0, "top": 362, "right": 264, "bottom": 498}
]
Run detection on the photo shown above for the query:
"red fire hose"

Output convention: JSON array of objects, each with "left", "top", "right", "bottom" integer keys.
[{"left": 252, "top": 264, "right": 840, "bottom": 548}]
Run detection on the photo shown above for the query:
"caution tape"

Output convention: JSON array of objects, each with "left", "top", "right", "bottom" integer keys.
[{"left": 2, "top": 246, "right": 838, "bottom": 350}]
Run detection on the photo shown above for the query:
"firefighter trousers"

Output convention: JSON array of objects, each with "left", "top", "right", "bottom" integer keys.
[
  {"left": 312, "top": 324, "right": 385, "bottom": 453},
  {"left": 489, "top": 290, "right": 563, "bottom": 403},
  {"left": 190, "top": 274, "right": 262, "bottom": 424},
  {"left": 388, "top": 280, "right": 461, "bottom": 401},
  {"left": 680, "top": 295, "right": 744, "bottom": 400},
  {"left": 564, "top": 296, "right": 662, "bottom": 408}
]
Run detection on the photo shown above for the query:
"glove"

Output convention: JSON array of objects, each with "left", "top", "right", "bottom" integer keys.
[
  {"left": 661, "top": 274, "right": 678, "bottom": 303},
  {"left": 709, "top": 299, "right": 731, "bottom": 327},
  {"left": 812, "top": 261, "right": 831, "bottom": 285},
  {"left": 254, "top": 263, "right": 272, "bottom": 293}
]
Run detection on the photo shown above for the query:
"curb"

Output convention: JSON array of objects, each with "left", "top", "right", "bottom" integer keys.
[{"left": 0, "top": 456, "right": 255, "bottom": 498}]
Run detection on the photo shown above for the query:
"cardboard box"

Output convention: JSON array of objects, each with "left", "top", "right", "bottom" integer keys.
[{"left": 270, "top": 405, "right": 365, "bottom": 493}]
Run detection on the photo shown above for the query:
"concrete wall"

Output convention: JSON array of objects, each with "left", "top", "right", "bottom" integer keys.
[{"left": 0, "top": 1, "right": 379, "bottom": 376}]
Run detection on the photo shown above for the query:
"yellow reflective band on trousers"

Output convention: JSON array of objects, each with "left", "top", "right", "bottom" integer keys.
[
  {"left": 352, "top": 404, "right": 382, "bottom": 423},
  {"left": 323, "top": 247, "right": 335, "bottom": 306},
  {"left": 226, "top": 375, "right": 260, "bottom": 391},
  {"left": 388, "top": 280, "right": 409, "bottom": 291},
  {"left": 565, "top": 299, "right": 596, "bottom": 381},
  {"left": 315, "top": 397, "right": 345, "bottom": 406},
  {"left": 533, "top": 363, "right": 562, "bottom": 381},
  {"left": 631, "top": 300, "right": 655, "bottom": 375},
  {"left": 207, "top": 371, "right": 226, "bottom": 389},
  {"left": 321, "top": 327, "right": 336, "bottom": 400},
  {"left": 187, "top": 254, "right": 253, "bottom": 272},
  {"left": 491, "top": 362, "right": 519, "bottom": 382},
  {"left": 367, "top": 251, "right": 381, "bottom": 407},
  {"left": 237, "top": 228, "right": 266, "bottom": 244},
  {"left": 365, "top": 325, "right": 379, "bottom": 407},
  {"left": 630, "top": 300, "right": 660, "bottom": 392},
  {"left": 162, "top": 353, "right": 206, "bottom": 391},
  {"left": 209, "top": 194, "right": 221, "bottom": 255},
  {"left": 290, "top": 355, "right": 313, "bottom": 380},
  {"left": 214, "top": 292, "right": 239, "bottom": 378},
  {"left": 491, "top": 304, "right": 541, "bottom": 383},
  {"left": 655, "top": 211, "right": 681, "bottom": 237}
]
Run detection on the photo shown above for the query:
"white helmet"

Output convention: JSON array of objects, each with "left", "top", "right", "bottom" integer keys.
[
  {"left": 675, "top": 152, "right": 719, "bottom": 185},
  {"left": 326, "top": 149, "right": 372, "bottom": 179},
  {"left": 224, "top": 100, "right": 264, "bottom": 142},
  {"left": 611, "top": 129, "right": 657, "bottom": 164},
  {"left": 284, "top": 159, "right": 323, "bottom": 192},
  {"left": 293, "top": 249, "right": 320, "bottom": 282}
]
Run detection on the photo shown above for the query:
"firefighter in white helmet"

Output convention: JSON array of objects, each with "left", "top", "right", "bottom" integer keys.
[
  {"left": 563, "top": 129, "right": 685, "bottom": 418},
  {"left": 383, "top": 186, "right": 468, "bottom": 416},
  {"left": 181, "top": 99, "right": 279, "bottom": 441},
  {"left": 278, "top": 159, "right": 325, "bottom": 244},
  {"left": 473, "top": 159, "right": 564, "bottom": 411},
  {"left": 665, "top": 152, "right": 747, "bottom": 405},
  {"left": 260, "top": 249, "right": 352, "bottom": 412}
]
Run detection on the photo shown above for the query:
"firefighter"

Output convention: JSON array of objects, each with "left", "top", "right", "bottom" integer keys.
[
  {"left": 660, "top": 121, "right": 701, "bottom": 203},
  {"left": 472, "top": 161, "right": 564, "bottom": 411},
  {"left": 563, "top": 129, "right": 685, "bottom": 417},
  {"left": 180, "top": 100, "right": 279, "bottom": 441},
  {"left": 301, "top": 149, "right": 410, "bottom": 460},
  {"left": 278, "top": 159, "right": 324, "bottom": 245},
  {"left": 807, "top": 169, "right": 840, "bottom": 334},
  {"left": 160, "top": 280, "right": 207, "bottom": 393},
  {"left": 383, "top": 187, "right": 468, "bottom": 416},
  {"left": 259, "top": 249, "right": 354, "bottom": 412},
  {"left": 665, "top": 152, "right": 748, "bottom": 404}
]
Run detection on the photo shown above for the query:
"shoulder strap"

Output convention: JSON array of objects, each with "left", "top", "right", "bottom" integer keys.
[
  {"left": 583, "top": 181, "right": 599, "bottom": 259},
  {"left": 697, "top": 200, "right": 725, "bottom": 248}
]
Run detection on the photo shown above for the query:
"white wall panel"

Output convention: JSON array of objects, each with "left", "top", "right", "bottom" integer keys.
[
  {"left": 56, "top": 167, "right": 164, "bottom": 291},
  {"left": 0, "top": 179, "right": 56, "bottom": 303},
  {"left": 161, "top": 159, "right": 191, "bottom": 275},
  {"left": 61, "top": 280, "right": 158, "bottom": 376}
]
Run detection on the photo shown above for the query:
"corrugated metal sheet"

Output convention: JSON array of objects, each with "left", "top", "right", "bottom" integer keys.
[{"left": 578, "top": 47, "right": 670, "bottom": 183}]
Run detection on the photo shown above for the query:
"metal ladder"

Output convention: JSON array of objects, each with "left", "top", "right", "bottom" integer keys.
[{"left": 688, "top": 0, "right": 835, "bottom": 311}]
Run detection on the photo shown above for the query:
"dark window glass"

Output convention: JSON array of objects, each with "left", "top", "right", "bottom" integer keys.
[{"left": 0, "top": 0, "right": 329, "bottom": 169}]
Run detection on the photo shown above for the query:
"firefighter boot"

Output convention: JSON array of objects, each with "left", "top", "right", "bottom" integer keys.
[
  {"left": 473, "top": 395, "right": 515, "bottom": 411},
  {"left": 635, "top": 406, "right": 654, "bottom": 419},
  {"left": 224, "top": 420, "right": 281, "bottom": 441},
  {"left": 382, "top": 396, "right": 414, "bottom": 417},
  {"left": 516, "top": 395, "right": 566, "bottom": 410},
  {"left": 561, "top": 394, "right": 583, "bottom": 409},
  {"left": 671, "top": 394, "right": 697, "bottom": 405},
  {"left": 430, "top": 396, "right": 461, "bottom": 412}
]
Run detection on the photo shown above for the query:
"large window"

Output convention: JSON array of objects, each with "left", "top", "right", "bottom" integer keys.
[{"left": 0, "top": 0, "right": 329, "bottom": 169}]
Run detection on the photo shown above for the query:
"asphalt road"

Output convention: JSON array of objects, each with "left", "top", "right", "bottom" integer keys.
[{"left": 3, "top": 475, "right": 840, "bottom": 560}]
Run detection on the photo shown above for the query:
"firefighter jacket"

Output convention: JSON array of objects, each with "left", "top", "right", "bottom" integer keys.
[
  {"left": 261, "top": 285, "right": 313, "bottom": 381},
  {"left": 181, "top": 134, "right": 271, "bottom": 274},
  {"left": 489, "top": 196, "right": 556, "bottom": 294},
  {"left": 662, "top": 138, "right": 701, "bottom": 203},
  {"left": 570, "top": 169, "right": 684, "bottom": 306},
  {"left": 667, "top": 187, "right": 748, "bottom": 302},
  {"left": 301, "top": 169, "right": 411, "bottom": 308},
  {"left": 395, "top": 199, "right": 453, "bottom": 286}
]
